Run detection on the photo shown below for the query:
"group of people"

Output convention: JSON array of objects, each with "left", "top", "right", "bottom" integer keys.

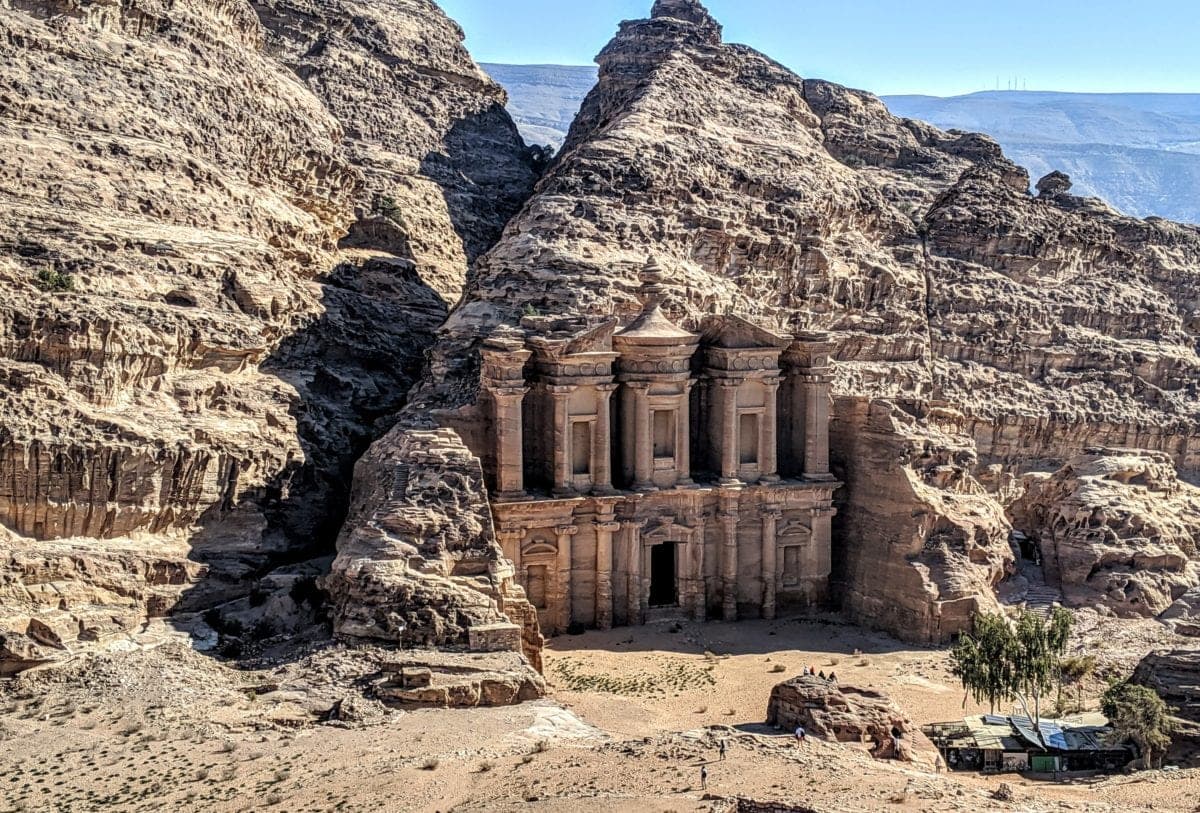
[{"left": 801, "top": 665, "right": 837, "bottom": 683}]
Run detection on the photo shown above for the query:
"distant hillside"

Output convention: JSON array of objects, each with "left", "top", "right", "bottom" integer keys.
[
  {"left": 885, "top": 92, "right": 1200, "bottom": 223},
  {"left": 482, "top": 63, "right": 597, "bottom": 150},
  {"left": 483, "top": 64, "right": 1200, "bottom": 223}
]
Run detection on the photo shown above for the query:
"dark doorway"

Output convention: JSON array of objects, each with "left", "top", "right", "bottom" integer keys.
[{"left": 649, "top": 543, "right": 678, "bottom": 607}]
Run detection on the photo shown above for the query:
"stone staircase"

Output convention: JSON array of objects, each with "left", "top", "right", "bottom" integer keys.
[{"left": 1014, "top": 558, "right": 1064, "bottom": 617}]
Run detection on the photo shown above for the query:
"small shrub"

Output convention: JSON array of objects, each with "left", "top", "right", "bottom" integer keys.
[
  {"left": 219, "top": 740, "right": 237, "bottom": 754},
  {"left": 829, "top": 657, "right": 840, "bottom": 666},
  {"left": 770, "top": 664, "right": 787, "bottom": 673},
  {"left": 34, "top": 269, "right": 74, "bottom": 293},
  {"left": 477, "top": 760, "right": 494, "bottom": 773},
  {"left": 531, "top": 740, "right": 549, "bottom": 754},
  {"left": 695, "top": 705, "right": 708, "bottom": 714},
  {"left": 521, "top": 755, "right": 534, "bottom": 765},
  {"left": 420, "top": 757, "right": 439, "bottom": 771}
]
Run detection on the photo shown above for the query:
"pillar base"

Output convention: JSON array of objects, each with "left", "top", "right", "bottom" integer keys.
[
  {"left": 718, "top": 477, "right": 743, "bottom": 487},
  {"left": 802, "top": 472, "right": 837, "bottom": 482},
  {"left": 591, "top": 484, "right": 620, "bottom": 496},
  {"left": 632, "top": 482, "right": 658, "bottom": 493},
  {"left": 758, "top": 474, "right": 781, "bottom": 484},
  {"left": 494, "top": 490, "right": 529, "bottom": 503},
  {"left": 552, "top": 487, "right": 578, "bottom": 498}
]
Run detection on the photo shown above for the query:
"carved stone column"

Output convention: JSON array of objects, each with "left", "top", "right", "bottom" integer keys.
[
  {"left": 623, "top": 521, "right": 642, "bottom": 626},
  {"left": 718, "top": 379, "right": 741, "bottom": 485},
  {"left": 487, "top": 386, "right": 528, "bottom": 498},
  {"left": 801, "top": 372, "right": 832, "bottom": 481},
  {"left": 720, "top": 507, "right": 739, "bottom": 621},
  {"left": 554, "top": 525, "right": 577, "bottom": 633},
  {"left": 691, "top": 517, "right": 707, "bottom": 621},
  {"left": 760, "top": 508, "right": 781, "bottom": 620},
  {"left": 593, "top": 383, "right": 618, "bottom": 494},
  {"left": 761, "top": 376, "right": 781, "bottom": 483},
  {"left": 676, "top": 381, "right": 695, "bottom": 486},
  {"left": 595, "top": 520, "right": 619, "bottom": 630},
  {"left": 630, "top": 382, "right": 655, "bottom": 492},
  {"left": 549, "top": 384, "right": 575, "bottom": 496}
]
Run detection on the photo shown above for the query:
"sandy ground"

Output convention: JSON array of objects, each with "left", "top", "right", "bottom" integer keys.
[{"left": 1, "top": 614, "right": 1196, "bottom": 813}]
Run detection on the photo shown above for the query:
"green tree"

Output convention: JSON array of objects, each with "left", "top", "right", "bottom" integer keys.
[
  {"left": 1102, "top": 681, "right": 1178, "bottom": 768},
  {"left": 950, "top": 608, "right": 1073, "bottom": 723},
  {"left": 1058, "top": 654, "right": 1096, "bottom": 714}
]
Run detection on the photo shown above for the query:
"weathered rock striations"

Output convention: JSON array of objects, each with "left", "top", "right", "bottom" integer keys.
[
  {"left": 0, "top": 0, "right": 537, "bottom": 672},
  {"left": 1009, "top": 449, "right": 1200, "bottom": 617},
  {"left": 330, "top": 0, "right": 1200, "bottom": 647},
  {"left": 251, "top": 0, "right": 539, "bottom": 303}
]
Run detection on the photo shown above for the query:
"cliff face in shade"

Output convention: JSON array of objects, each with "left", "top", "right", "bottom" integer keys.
[
  {"left": 0, "top": 0, "right": 536, "bottom": 672},
  {"left": 330, "top": 0, "right": 1200, "bottom": 646}
]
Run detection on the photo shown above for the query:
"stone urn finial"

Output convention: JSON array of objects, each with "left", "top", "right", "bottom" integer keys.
[{"left": 638, "top": 255, "right": 668, "bottom": 308}]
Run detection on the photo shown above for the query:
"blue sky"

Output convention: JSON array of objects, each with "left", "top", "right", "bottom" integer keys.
[{"left": 438, "top": 0, "right": 1200, "bottom": 96}]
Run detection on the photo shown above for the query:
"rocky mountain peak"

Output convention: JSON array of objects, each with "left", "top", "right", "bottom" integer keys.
[{"left": 650, "top": 0, "right": 721, "bottom": 37}]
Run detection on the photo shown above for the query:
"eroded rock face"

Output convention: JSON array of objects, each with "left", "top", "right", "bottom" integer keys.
[
  {"left": 0, "top": 0, "right": 536, "bottom": 672},
  {"left": 1009, "top": 449, "right": 1200, "bottom": 617},
  {"left": 832, "top": 400, "right": 1013, "bottom": 643}
]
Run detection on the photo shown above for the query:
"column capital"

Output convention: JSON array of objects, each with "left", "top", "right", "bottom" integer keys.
[
  {"left": 760, "top": 506, "right": 784, "bottom": 520},
  {"left": 624, "top": 380, "right": 652, "bottom": 391},
  {"left": 761, "top": 375, "right": 783, "bottom": 388},
  {"left": 595, "top": 382, "right": 620, "bottom": 394},
  {"left": 716, "top": 378, "right": 743, "bottom": 390},
  {"left": 555, "top": 524, "right": 579, "bottom": 537},
  {"left": 596, "top": 521, "right": 622, "bottom": 533},
  {"left": 547, "top": 383, "right": 577, "bottom": 395},
  {"left": 496, "top": 527, "right": 526, "bottom": 540}
]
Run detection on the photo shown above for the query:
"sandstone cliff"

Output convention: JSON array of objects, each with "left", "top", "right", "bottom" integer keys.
[
  {"left": 0, "top": 0, "right": 536, "bottom": 672},
  {"left": 331, "top": 0, "right": 1200, "bottom": 646}
]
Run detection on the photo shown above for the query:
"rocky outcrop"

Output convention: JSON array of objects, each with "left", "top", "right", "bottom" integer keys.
[
  {"left": 0, "top": 0, "right": 536, "bottom": 672},
  {"left": 766, "top": 673, "right": 936, "bottom": 762},
  {"left": 323, "top": 429, "right": 543, "bottom": 668},
  {"left": 1009, "top": 449, "right": 1200, "bottom": 617}
]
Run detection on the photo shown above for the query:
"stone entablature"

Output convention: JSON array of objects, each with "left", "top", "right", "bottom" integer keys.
[{"left": 480, "top": 258, "right": 841, "bottom": 634}]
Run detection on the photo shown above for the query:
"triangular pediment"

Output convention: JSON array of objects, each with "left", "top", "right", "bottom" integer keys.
[{"left": 700, "top": 314, "right": 791, "bottom": 349}]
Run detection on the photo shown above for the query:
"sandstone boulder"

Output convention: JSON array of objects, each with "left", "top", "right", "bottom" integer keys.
[{"left": 766, "top": 674, "right": 936, "bottom": 763}]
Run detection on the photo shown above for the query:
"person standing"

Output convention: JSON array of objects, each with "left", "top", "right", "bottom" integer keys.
[
  {"left": 700, "top": 765, "right": 708, "bottom": 790},
  {"left": 718, "top": 739, "right": 727, "bottom": 760},
  {"left": 795, "top": 725, "right": 806, "bottom": 745}
]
